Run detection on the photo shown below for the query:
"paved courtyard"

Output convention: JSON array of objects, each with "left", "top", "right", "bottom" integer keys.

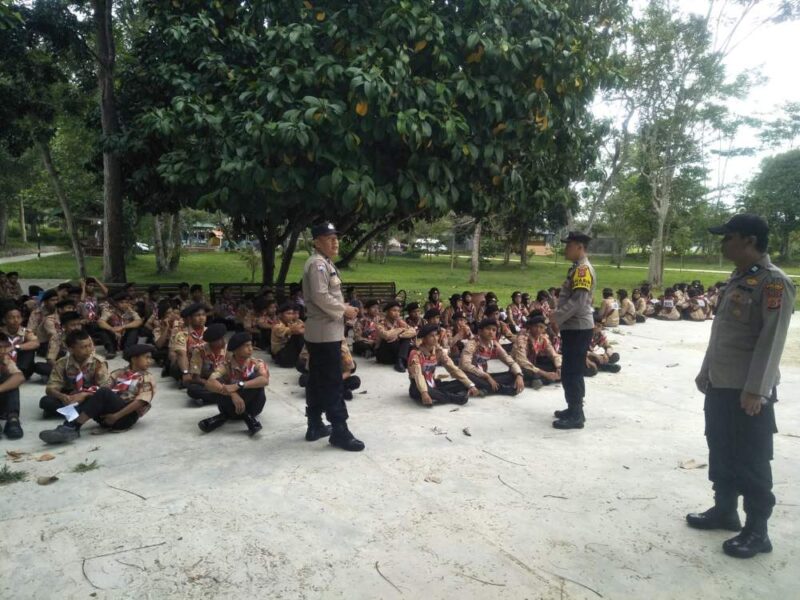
[{"left": 1, "top": 317, "right": 798, "bottom": 599}]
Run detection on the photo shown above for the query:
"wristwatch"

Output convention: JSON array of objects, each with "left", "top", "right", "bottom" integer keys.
[
  {"left": 182, "top": 369, "right": 189, "bottom": 375},
  {"left": 237, "top": 381, "right": 245, "bottom": 389}
]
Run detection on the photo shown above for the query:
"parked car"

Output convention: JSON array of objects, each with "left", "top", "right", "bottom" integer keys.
[{"left": 135, "top": 242, "right": 151, "bottom": 252}]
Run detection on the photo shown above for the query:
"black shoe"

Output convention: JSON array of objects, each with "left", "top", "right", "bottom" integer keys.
[
  {"left": 554, "top": 406, "right": 571, "bottom": 419},
  {"left": 603, "top": 363, "right": 622, "bottom": 373},
  {"left": 583, "top": 365, "right": 598, "bottom": 377},
  {"left": 39, "top": 423, "right": 80, "bottom": 444},
  {"left": 553, "top": 405, "right": 585, "bottom": 429},
  {"left": 393, "top": 361, "right": 406, "bottom": 373},
  {"left": 363, "top": 349, "right": 374, "bottom": 360},
  {"left": 686, "top": 507, "right": 742, "bottom": 531},
  {"left": 198, "top": 413, "right": 227, "bottom": 433},
  {"left": 192, "top": 396, "right": 206, "bottom": 407},
  {"left": 452, "top": 393, "right": 469, "bottom": 406},
  {"left": 529, "top": 378, "right": 544, "bottom": 390},
  {"left": 106, "top": 351, "right": 117, "bottom": 360},
  {"left": 723, "top": 530, "right": 772, "bottom": 558},
  {"left": 298, "top": 373, "right": 309, "bottom": 388},
  {"left": 608, "top": 352, "right": 620, "bottom": 364},
  {"left": 3, "top": 419, "right": 23, "bottom": 440},
  {"left": 305, "top": 418, "right": 332, "bottom": 441},
  {"left": 345, "top": 376, "right": 361, "bottom": 391},
  {"left": 329, "top": 423, "right": 365, "bottom": 451},
  {"left": 343, "top": 389, "right": 353, "bottom": 400},
  {"left": 242, "top": 413, "right": 262, "bottom": 436}
]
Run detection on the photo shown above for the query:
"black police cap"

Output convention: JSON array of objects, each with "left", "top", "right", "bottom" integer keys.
[
  {"left": 203, "top": 323, "right": 227, "bottom": 342},
  {"left": 123, "top": 344, "right": 155, "bottom": 361},
  {"left": 561, "top": 231, "right": 592, "bottom": 245},
  {"left": 228, "top": 331, "right": 252, "bottom": 352},
  {"left": 311, "top": 222, "right": 338, "bottom": 238},
  {"left": 708, "top": 213, "right": 769, "bottom": 238}
]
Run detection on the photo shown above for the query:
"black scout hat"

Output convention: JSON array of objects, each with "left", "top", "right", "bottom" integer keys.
[
  {"left": 123, "top": 344, "right": 155, "bottom": 361},
  {"left": 228, "top": 331, "right": 252, "bottom": 352}
]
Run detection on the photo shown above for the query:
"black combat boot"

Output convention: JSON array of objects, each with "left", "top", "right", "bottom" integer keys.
[
  {"left": 394, "top": 358, "right": 406, "bottom": 373},
  {"left": 242, "top": 413, "right": 262, "bottom": 436},
  {"left": 329, "top": 422, "right": 365, "bottom": 451},
  {"left": 198, "top": 413, "right": 227, "bottom": 433},
  {"left": 686, "top": 506, "right": 742, "bottom": 531},
  {"left": 723, "top": 517, "right": 771, "bottom": 558},
  {"left": 305, "top": 410, "right": 332, "bottom": 441},
  {"left": 553, "top": 403, "right": 585, "bottom": 429},
  {"left": 553, "top": 406, "right": 572, "bottom": 419}
]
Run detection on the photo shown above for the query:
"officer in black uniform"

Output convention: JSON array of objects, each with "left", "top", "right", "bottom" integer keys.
[
  {"left": 688, "top": 214, "right": 795, "bottom": 558},
  {"left": 302, "top": 223, "right": 364, "bottom": 451}
]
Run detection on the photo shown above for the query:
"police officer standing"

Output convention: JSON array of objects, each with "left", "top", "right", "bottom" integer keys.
[
  {"left": 688, "top": 214, "right": 795, "bottom": 558},
  {"left": 302, "top": 223, "right": 364, "bottom": 451},
  {"left": 550, "top": 232, "right": 595, "bottom": 430}
]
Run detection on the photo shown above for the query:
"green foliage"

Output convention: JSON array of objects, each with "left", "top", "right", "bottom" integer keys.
[
  {"left": 0, "top": 463, "right": 27, "bottom": 485},
  {"left": 237, "top": 246, "right": 262, "bottom": 283},
  {"left": 71, "top": 459, "right": 100, "bottom": 474}
]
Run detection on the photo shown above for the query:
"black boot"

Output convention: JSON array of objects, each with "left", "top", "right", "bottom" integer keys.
[
  {"left": 553, "top": 406, "right": 572, "bottom": 419},
  {"left": 723, "top": 517, "right": 771, "bottom": 558},
  {"left": 329, "top": 422, "right": 365, "bottom": 451},
  {"left": 601, "top": 363, "right": 622, "bottom": 373},
  {"left": 198, "top": 413, "right": 227, "bottom": 433},
  {"left": 298, "top": 373, "right": 309, "bottom": 388},
  {"left": 608, "top": 352, "right": 620, "bottom": 364},
  {"left": 553, "top": 403, "right": 585, "bottom": 429},
  {"left": 393, "top": 359, "right": 406, "bottom": 373},
  {"left": 305, "top": 411, "right": 332, "bottom": 441},
  {"left": 242, "top": 413, "right": 262, "bottom": 436},
  {"left": 686, "top": 506, "right": 742, "bottom": 531}
]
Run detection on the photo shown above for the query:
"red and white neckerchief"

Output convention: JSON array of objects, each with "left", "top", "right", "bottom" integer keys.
[
  {"left": 474, "top": 342, "right": 497, "bottom": 372},
  {"left": 112, "top": 370, "right": 143, "bottom": 395},
  {"left": 6, "top": 328, "right": 26, "bottom": 361},
  {"left": 84, "top": 298, "right": 98, "bottom": 321},
  {"left": 531, "top": 336, "right": 546, "bottom": 359},
  {"left": 73, "top": 361, "right": 99, "bottom": 394},
  {"left": 188, "top": 328, "right": 205, "bottom": 351},
  {"left": 232, "top": 358, "right": 257, "bottom": 382},
  {"left": 413, "top": 349, "right": 438, "bottom": 388}
]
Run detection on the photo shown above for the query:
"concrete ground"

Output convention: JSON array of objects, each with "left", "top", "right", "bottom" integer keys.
[{"left": 0, "top": 317, "right": 798, "bottom": 600}]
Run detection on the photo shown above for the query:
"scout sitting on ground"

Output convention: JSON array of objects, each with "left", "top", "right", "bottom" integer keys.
[
  {"left": 352, "top": 299, "right": 380, "bottom": 358},
  {"left": 512, "top": 314, "right": 561, "bottom": 388},
  {"left": 459, "top": 319, "right": 525, "bottom": 396},
  {"left": 632, "top": 288, "right": 648, "bottom": 322},
  {"left": 1, "top": 303, "right": 39, "bottom": 379},
  {"left": 0, "top": 337, "right": 26, "bottom": 439},
  {"left": 270, "top": 302, "right": 305, "bottom": 367},
  {"left": 599, "top": 288, "right": 620, "bottom": 327},
  {"left": 684, "top": 287, "right": 708, "bottom": 321},
  {"left": 586, "top": 314, "right": 622, "bottom": 374},
  {"left": 184, "top": 323, "right": 228, "bottom": 406},
  {"left": 28, "top": 289, "right": 58, "bottom": 350},
  {"left": 39, "top": 344, "right": 156, "bottom": 444},
  {"left": 33, "top": 311, "right": 83, "bottom": 379},
  {"left": 375, "top": 301, "right": 417, "bottom": 372},
  {"left": 405, "top": 302, "right": 422, "bottom": 329},
  {"left": 654, "top": 288, "right": 681, "bottom": 320},
  {"left": 407, "top": 324, "right": 479, "bottom": 407},
  {"left": 198, "top": 332, "right": 269, "bottom": 436},
  {"left": 169, "top": 303, "right": 208, "bottom": 382},
  {"left": 617, "top": 289, "right": 637, "bottom": 326},
  {"left": 39, "top": 329, "right": 112, "bottom": 418},
  {"left": 96, "top": 292, "right": 144, "bottom": 359}
]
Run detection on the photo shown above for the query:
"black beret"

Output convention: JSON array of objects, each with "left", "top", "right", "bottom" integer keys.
[
  {"left": 525, "top": 314, "right": 547, "bottom": 327},
  {"left": 203, "top": 323, "right": 227, "bottom": 342},
  {"left": 42, "top": 289, "right": 58, "bottom": 301},
  {"left": 417, "top": 323, "right": 441, "bottom": 339},
  {"left": 6, "top": 271, "right": 18, "bottom": 277},
  {"left": 423, "top": 308, "right": 440, "bottom": 320},
  {"left": 123, "top": 344, "right": 155, "bottom": 361},
  {"left": 59, "top": 311, "right": 82, "bottom": 325},
  {"left": 383, "top": 300, "right": 400, "bottom": 312},
  {"left": 477, "top": 318, "right": 498, "bottom": 330},
  {"left": 278, "top": 302, "right": 297, "bottom": 313},
  {"left": 364, "top": 299, "right": 379, "bottom": 309},
  {"left": 406, "top": 302, "right": 420, "bottom": 312},
  {"left": 56, "top": 299, "right": 76, "bottom": 310},
  {"left": 1, "top": 302, "right": 20, "bottom": 318},
  {"left": 449, "top": 293, "right": 461, "bottom": 303},
  {"left": 452, "top": 311, "right": 466, "bottom": 321},
  {"left": 148, "top": 285, "right": 160, "bottom": 294},
  {"left": 227, "top": 331, "right": 252, "bottom": 352},
  {"left": 180, "top": 303, "right": 208, "bottom": 319},
  {"left": 112, "top": 291, "right": 131, "bottom": 302}
]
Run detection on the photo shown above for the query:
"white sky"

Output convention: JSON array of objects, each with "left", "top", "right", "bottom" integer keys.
[{"left": 593, "top": 0, "right": 800, "bottom": 204}]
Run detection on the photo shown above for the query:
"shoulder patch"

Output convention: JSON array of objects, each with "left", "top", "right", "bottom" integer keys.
[
  {"left": 765, "top": 282, "right": 784, "bottom": 310},
  {"left": 572, "top": 266, "right": 593, "bottom": 291}
]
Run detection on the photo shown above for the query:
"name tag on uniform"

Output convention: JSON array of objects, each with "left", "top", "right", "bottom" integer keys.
[
  {"left": 663, "top": 300, "right": 674, "bottom": 309},
  {"left": 611, "top": 301, "right": 619, "bottom": 310},
  {"left": 696, "top": 299, "right": 706, "bottom": 308}
]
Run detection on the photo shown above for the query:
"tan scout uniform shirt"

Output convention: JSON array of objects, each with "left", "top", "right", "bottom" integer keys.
[
  {"left": 407, "top": 344, "right": 474, "bottom": 394},
  {"left": 700, "top": 255, "right": 796, "bottom": 399},
  {"left": 110, "top": 368, "right": 156, "bottom": 417},
  {"left": 553, "top": 256, "right": 596, "bottom": 331},
  {"left": 512, "top": 332, "right": 562, "bottom": 375},
  {"left": 302, "top": 250, "right": 347, "bottom": 343},
  {"left": 47, "top": 353, "right": 111, "bottom": 395},
  {"left": 459, "top": 338, "right": 522, "bottom": 378}
]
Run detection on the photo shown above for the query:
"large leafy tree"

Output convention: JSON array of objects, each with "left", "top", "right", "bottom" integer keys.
[{"left": 121, "top": 0, "right": 623, "bottom": 285}]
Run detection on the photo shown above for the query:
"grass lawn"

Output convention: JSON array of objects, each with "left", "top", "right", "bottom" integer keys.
[{"left": 8, "top": 250, "right": 800, "bottom": 308}]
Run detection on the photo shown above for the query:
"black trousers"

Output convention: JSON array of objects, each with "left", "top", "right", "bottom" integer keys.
[
  {"left": 40, "top": 394, "right": 66, "bottom": 418},
  {"left": 375, "top": 338, "right": 412, "bottom": 365},
  {"left": 207, "top": 387, "right": 266, "bottom": 419},
  {"left": 306, "top": 340, "right": 348, "bottom": 424},
  {"left": 274, "top": 334, "right": 305, "bottom": 368},
  {"left": 79, "top": 388, "right": 139, "bottom": 430},
  {"left": 211, "top": 317, "right": 241, "bottom": 332},
  {"left": 33, "top": 361, "right": 55, "bottom": 379},
  {"left": 256, "top": 327, "right": 271, "bottom": 350},
  {"left": 704, "top": 387, "right": 777, "bottom": 521},
  {"left": 409, "top": 380, "right": 468, "bottom": 405},
  {"left": 0, "top": 374, "right": 20, "bottom": 416},
  {"left": 15, "top": 349, "right": 35, "bottom": 380},
  {"left": 352, "top": 340, "right": 375, "bottom": 357},
  {"left": 560, "top": 329, "right": 593, "bottom": 407},
  {"left": 467, "top": 371, "right": 518, "bottom": 396},
  {"left": 96, "top": 328, "right": 138, "bottom": 352},
  {"left": 186, "top": 382, "right": 217, "bottom": 405}
]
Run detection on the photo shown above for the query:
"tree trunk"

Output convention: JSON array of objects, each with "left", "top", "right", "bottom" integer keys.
[
  {"left": 276, "top": 227, "right": 301, "bottom": 287},
  {"left": 95, "top": 0, "right": 126, "bottom": 282},
  {"left": 36, "top": 140, "right": 87, "bottom": 278},
  {"left": 18, "top": 198, "right": 26, "bottom": 243},
  {"left": 0, "top": 203, "right": 8, "bottom": 247},
  {"left": 519, "top": 228, "right": 530, "bottom": 266},
  {"left": 258, "top": 229, "right": 276, "bottom": 286},
  {"left": 647, "top": 210, "right": 667, "bottom": 288},
  {"left": 469, "top": 220, "right": 481, "bottom": 285},
  {"left": 780, "top": 230, "right": 792, "bottom": 262},
  {"left": 502, "top": 239, "right": 511, "bottom": 265},
  {"left": 168, "top": 211, "right": 181, "bottom": 271},
  {"left": 335, "top": 217, "right": 404, "bottom": 269},
  {"left": 153, "top": 213, "right": 167, "bottom": 273}
]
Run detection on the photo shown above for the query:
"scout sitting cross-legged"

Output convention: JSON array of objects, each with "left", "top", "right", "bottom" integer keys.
[
  {"left": 1, "top": 303, "right": 40, "bottom": 379},
  {"left": 270, "top": 302, "right": 305, "bottom": 367},
  {"left": 39, "top": 344, "right": 156, "bottom": 444},
  {"left": 39, "top": 329, "right": 111, "bottom": 419},
  {"left": 198, "top": 332, "right": 269, "bottom": 436},
  {"left": 0, "top": 337, "right": 26, "bottom": 439},
  {"left": 512, "top": 314, "right": 562, "bottom": 389},
  {"left": 33, "top": 311, "right": 83, "bottom": 379},
  {"left": 184, "top": 323, "right": 228, "bottom": 407},
  {"left": 459, "top": 319, "right": 525, "bottom": 396},
  {"left": 407, "top": 324, "right": 479, "bottom": 407}
]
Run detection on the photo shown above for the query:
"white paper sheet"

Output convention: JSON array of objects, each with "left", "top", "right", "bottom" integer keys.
[{"left": 56, "top": 402, "right": 80, "bottom": 422}]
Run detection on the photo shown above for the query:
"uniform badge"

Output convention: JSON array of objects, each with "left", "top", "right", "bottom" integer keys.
[
  {"left": 746, "top": 277, "right": 758, "bottom": 286},
  {"left": 765, "top": 283, "right": 784, "bottom": 310},
  {"left": 572, "top": 266, "right": 593, "bottom": 291}
]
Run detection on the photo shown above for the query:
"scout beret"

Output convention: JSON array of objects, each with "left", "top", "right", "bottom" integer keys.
[
  {"left": 364, "top": 299, "right": 379, "bottom": 309},
  {"left": 59, "top": 311, "right": 82, "bottom": 325},
  {"left": 406, "top": 302, "right": 420, "bottom": 312},
  {"left": 311, "top": 222, "right": 338, "bottom": 238},
  {"left": 56, "top": 299, "right": 76, "bottom": 310},
  {"left": 147, "top": 285, "right": 160, "bottom": 294},
  {"left": 123, "top": 344, "right": 155, "bottom": 361},
  {"left": 383, "top": 300, "right": 401, "bottom": 312},
  {"left": 112, "top": 291, "right": 131, "bottom": 302},
  {"left": 449, "top": 293, "right": 461, "bottom": 303},
  {"left": 203, "top": 323, "right": 227, "bottom": 342},
  {"left": 483, "top": 304, "right": 500, "bottom": 316},
  {"left": 180, "top": 303, "right": 208, "bottom": 319},
  {"left": 417, "top": 323, "right": 441, "bottom": 339},
  {"left": 227, "top": 331, "right": 252, "bottom": 352},
  {"left": 452, "top": 311, "right": 466, "bottom": 321},
  {"left": 423, "top": 308, "right": 440, "bottom": 320},
  {"left": 278, "top": 302, "right": 297, "bottom": 313},
  {"left": 561, "top": 231, "right": 592, "bottom": 245},
  {"left": 6, "top": 271, "right": 18, "bottom": 277},
  {"left": 477, "top": 318, "right": 498, "bottom": 330},
  {"left": 42, "top": 289, "right": 58, "bottom": 301},
  {"left": 525, "top": 314, "right": 547, "bottom": 327}
]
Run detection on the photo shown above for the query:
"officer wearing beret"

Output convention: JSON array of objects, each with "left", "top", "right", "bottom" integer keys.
[
  {"left": 688, "top": 214, "right": 796, "bottom": 558},
  {"left": 302, "top": 223, "right": 364, "bottom": 451},
  {"left": 550, "top": 231, "right": 596, "bottom": 429}
]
